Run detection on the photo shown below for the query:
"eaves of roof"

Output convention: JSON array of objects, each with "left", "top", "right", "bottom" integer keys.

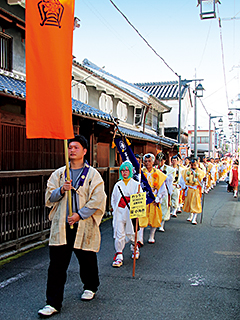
[
  {"left": 73, "top": 60, "right": 149, "bottom": 107},
  {"left": 118, "top": 126, "right": 177, "bottom": 147},
  {"left": 80, "top": 59, "right": 172, "bottom": 112},
  {"left": 0, "top": 71, "right": 26, "bottom": 98},
  {"left": 149, "top": 94, "right": 171, "bottom": 112},
  {"left": 72, "top": 99, "right": 112, "bottom": 122},
  {"left": 82, "top": 58, "right": 150, "bottom": 96},
  {"left": 0, "top": 72, "right": 177, "bottom": 147},
  {"left": 0, "top": 72, "right": 113, "bottom": 122},
  {"left": 135, "top": 81, "right": 189, "bottom": 101}
]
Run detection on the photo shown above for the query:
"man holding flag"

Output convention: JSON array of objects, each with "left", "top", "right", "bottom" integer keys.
[
  {"left": 38, "top": 135, "right": 106, "bottom": 317},
  {"left": 25, "top": 2, "right": 106, "bottom": 315}
]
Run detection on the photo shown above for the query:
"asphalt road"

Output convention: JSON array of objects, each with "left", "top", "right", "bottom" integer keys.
[{"left": 0, "top": 181, "right": 239, "bottom": 320}]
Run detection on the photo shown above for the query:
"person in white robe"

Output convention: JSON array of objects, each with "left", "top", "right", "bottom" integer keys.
[
  {"left": 111, "top": 161, "right": 142, "bottom": 267},
  {"left": 155, "top": 152, "right": 175, "bottom": 232}
]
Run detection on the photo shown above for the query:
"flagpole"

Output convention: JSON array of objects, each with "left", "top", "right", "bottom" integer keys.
[
  {"left": 200, "top": 183, "right": 205, "bottom": 224},
  {"left": 132, "top": 157, "right": 142, "bottom": 278},
  {"left": 64, "top": 139, "right": 73, "bottom": 229}
]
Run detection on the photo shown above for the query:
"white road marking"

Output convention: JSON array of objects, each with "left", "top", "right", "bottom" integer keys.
[
  {"left": 0, "top": 262, "right": 47, "bottom": 289},
  {"left": 188, "top": 273, "right": 206, "bottom": 286}
]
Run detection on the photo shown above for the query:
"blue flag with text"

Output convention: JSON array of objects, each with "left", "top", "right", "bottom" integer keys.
[{"left": 115, "top": 137, "right": 155, "bottom": 205}]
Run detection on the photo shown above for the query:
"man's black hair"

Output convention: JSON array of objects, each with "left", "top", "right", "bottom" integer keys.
[
  {"left": 68, "top": 135, "right": 88, "bottom": 150},
  {"left": 135, "top": 154, "right": 140, "bottom": 159},
  {"left": 190, "top": 157, "right": 198, "bottom": 163}
]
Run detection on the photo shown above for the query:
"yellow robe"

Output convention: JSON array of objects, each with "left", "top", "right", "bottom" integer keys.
[
  {"left": 206, "top": 163, "right": 213, "bottom": 189},
  {"left": 182, "top": 167, "right": 205, "bottom": 214},
  {"left": 218, "top": 161, "right": 223, "bottom": 179},
  {"left": 139, "top": 167, "right": 167, "bottom": 228}
]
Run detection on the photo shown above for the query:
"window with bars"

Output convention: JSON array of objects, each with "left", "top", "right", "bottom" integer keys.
[
  {"left": 191, "top": 136, "right": 208, "bottom": 144},
  {"left": 116, "top": 101, "right": 128, "bottom": 121},
  {"left": 0, "top": 32, "right": 12, "bottom": 71},
  {"left": 99, "top": 93, "right": 113, "bottom": 114},
  {"left": 72, "top": 82, "right": 89, "bottom": 104}
]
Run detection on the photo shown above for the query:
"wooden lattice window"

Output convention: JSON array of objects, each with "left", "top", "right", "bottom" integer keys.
[{"left": 0, "top": 32, "right": 12, "bottom": 71}]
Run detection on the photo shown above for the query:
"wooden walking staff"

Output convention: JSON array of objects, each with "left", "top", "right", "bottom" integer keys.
[
  {"left": 200, "top": 184, "right": 205, "bottom": 224},
  {"left": 64, "top": 139, "right": 73, "bottom": 229},
  {"left": 132, "top": 156, "right": 142, "bottom": 278}
]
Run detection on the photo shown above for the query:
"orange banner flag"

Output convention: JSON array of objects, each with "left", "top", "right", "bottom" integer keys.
[{"left": 26, "top": 0, "right": 75, "bottom": 139}]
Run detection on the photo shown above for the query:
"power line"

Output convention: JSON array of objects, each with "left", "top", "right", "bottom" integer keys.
[
  {"left": 198, "top": 20, "right": 212, "bottom": 69},
  {"left": 198, "top": 97, "right": 209, "bottom": 117},
  {"left": 203, "top": 76, "right": 236, "bottom": 100},
  {"left": 81, "top": 0, "right": 135, "bottom": 52},
  {"left": 109, "top": 0, "right": 179, "bottom": 78}
]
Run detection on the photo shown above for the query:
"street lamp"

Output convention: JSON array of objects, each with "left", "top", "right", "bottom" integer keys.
[
  {"left": 218, "top": 118, "right": 223, "bottom": 127},
  {"left": 193, "top": 81, "right": 205, "bottom": 157},
  {"left": 194, "top": 83, "right": 205, "bottom": 97},
  {"left": 178, "top": 77, "right": 204, "bottom": 148},
  {"left": 228, "top": 111, "right": 234, "bottom": 121},
  {"left": 209, "top": 115, "right": 223, "bottom": 157}
]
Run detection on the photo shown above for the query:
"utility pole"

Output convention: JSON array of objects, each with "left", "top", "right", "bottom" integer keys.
[
  {"left": 194, "top": 72, "right": 197, "bottom": 158},
  {"left": 178, "top": 75, "right": 181, "bottom": 144}
]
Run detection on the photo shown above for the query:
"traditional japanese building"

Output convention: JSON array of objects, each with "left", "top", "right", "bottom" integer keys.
[{"left": 135, "top": 81, "right": 193, "bottom": 144}]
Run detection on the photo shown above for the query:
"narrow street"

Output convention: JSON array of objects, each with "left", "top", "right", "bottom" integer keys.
[{"left": 0, "top": 181, "right": 240, "bottom": 320}]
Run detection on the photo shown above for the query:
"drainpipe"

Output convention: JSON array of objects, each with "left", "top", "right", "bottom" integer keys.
[{"left": 142, "top": 104, "right": 151, "bottom": 133}]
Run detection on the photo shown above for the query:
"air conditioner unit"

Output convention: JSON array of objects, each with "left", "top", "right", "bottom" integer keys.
[
  {"left": 158, "top": 126, "right": 164, "bottom": 137},
  {"left": 8, "top": 0, "right": 25, "bottom": 8}
]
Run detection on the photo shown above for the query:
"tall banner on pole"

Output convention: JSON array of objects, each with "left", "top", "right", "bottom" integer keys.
[{"left": 26, "top": 0, "right": 75, "bottom": 139}]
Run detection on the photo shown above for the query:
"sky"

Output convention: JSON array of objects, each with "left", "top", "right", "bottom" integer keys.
[{"left": 72, "top": 0, "right": 240, "bottom": 136}]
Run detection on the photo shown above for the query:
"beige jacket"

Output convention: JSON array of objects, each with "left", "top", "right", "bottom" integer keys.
[{"left": 45, "top": 165, "right": 106, "bottom": 252}]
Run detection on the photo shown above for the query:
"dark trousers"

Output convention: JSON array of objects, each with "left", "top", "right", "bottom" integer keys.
[{"left": 46, "top": 224, "right": 100, "bottom": 311}]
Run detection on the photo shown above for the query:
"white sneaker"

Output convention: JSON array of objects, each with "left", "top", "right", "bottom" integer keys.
[
  {"left": 81, "top": 290, "right": 95, "bottom": 301},
  {"left": 38, "top": 305, "right": 58, "bottom": 317}
]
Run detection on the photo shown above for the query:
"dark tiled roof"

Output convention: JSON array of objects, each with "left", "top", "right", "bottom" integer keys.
[
  {"left": 119, "top": 126, "right": 159, "bottom": 143},
  {"left": 0, "top": 72, "right": 26, "bottom": 98},
  {"left": 82, "top": 59, "right": 148, "bottom": 94},
  {"left": 72, "top": 99, "right": 112, "bottom": 122},
  {"left": 118, "top": 126, "right": 177, "bottom": 147},
  {"left": 159, "top": 136, "right": 178, "bottom": 147},
  {"left": 80, "top": 59, "right": 149, "bottom": 103},
  {"left": 0, "top": 73, "right": 177, "bottom": 146},
  {"left": 0, "top": 72, "right": 112, "bottom": 121},
  {"left": 135, "top": 81, "right": 189, "bottom": 100}
]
